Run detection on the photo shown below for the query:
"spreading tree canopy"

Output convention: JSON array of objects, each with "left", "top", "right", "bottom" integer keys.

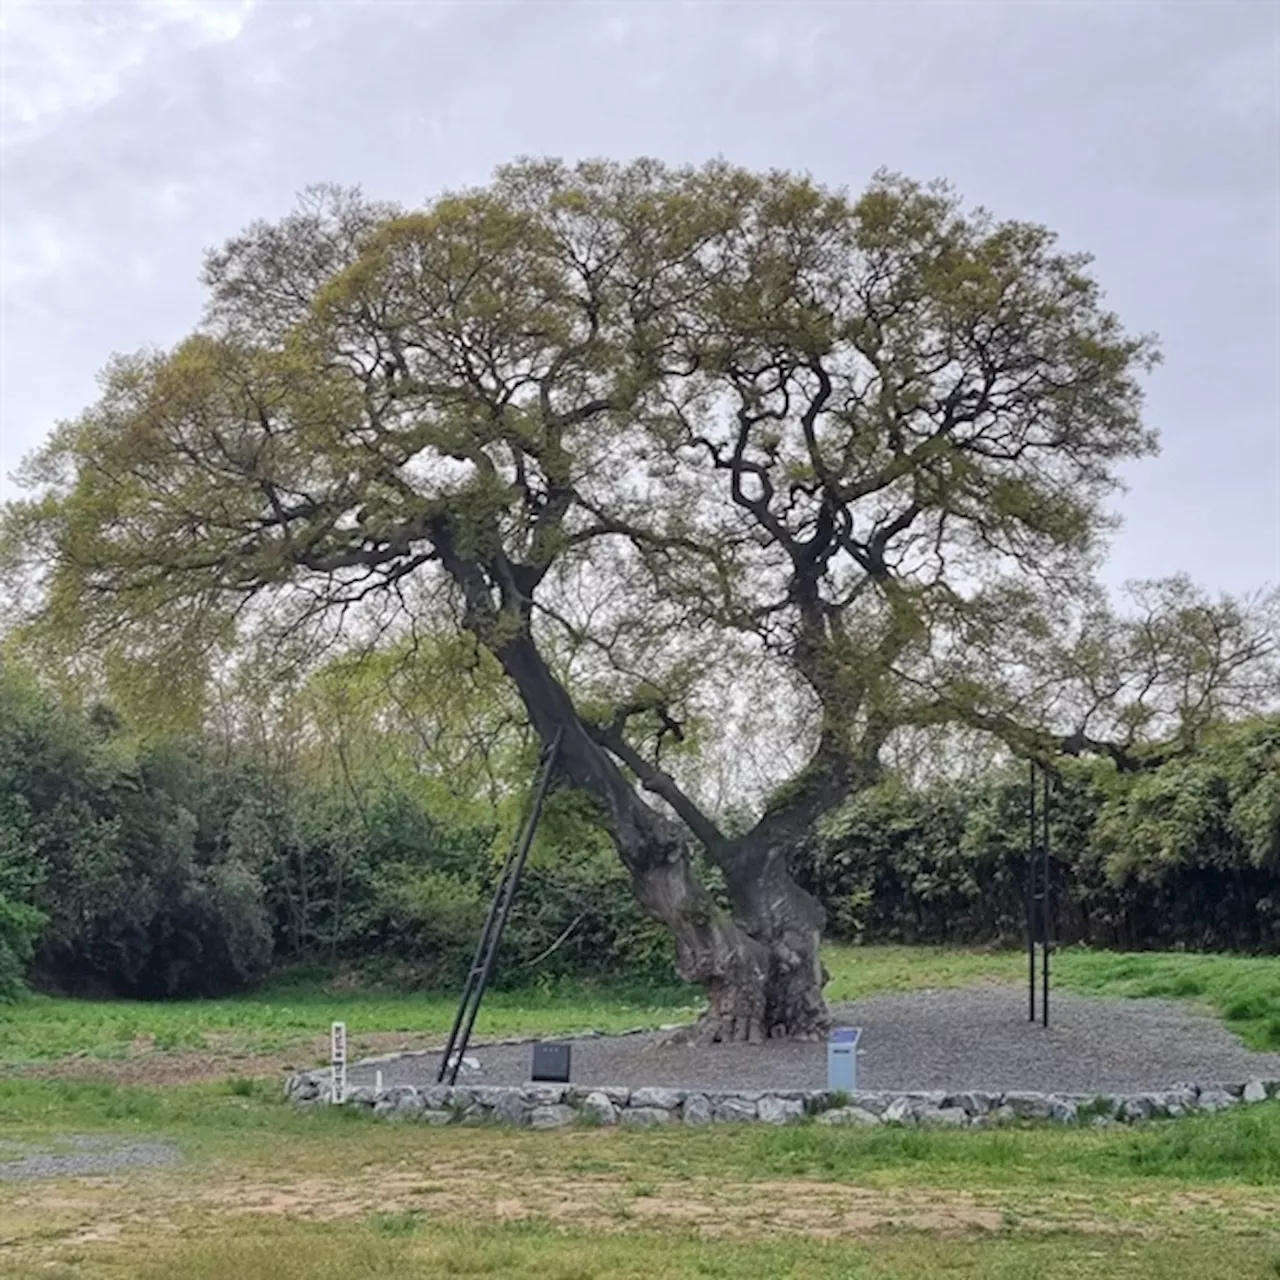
[{"left": 5, "top": 159, "right": 1273, "bottom": 1038}]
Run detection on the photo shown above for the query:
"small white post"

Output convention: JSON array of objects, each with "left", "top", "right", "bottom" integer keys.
[
  {"left": 375, "top": 1069, "right": 383, "bottom": 1094},
  {"left": 331, "top": 1021, "right": 347, "bottom": 1105}
]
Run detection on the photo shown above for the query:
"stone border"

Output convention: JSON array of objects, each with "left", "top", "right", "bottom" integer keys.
[{"left": 285, "top": 1072, "right": 1280, "bottom": 1129}]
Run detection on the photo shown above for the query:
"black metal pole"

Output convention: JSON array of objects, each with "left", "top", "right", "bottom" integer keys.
[
  {"left": 1027, "top": 760, "right": 1037, "bottom": 1023},
  {"left": 444, "top": 728, "right": 562, "bottom": 1086},
  {"left": 1042, "top": 768, "right": 1051, "bottom": 1028}
]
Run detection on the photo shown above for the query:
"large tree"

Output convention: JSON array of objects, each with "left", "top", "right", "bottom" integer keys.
[{"left": 9, "top": 159, "right": 1252, "bottom": 1039}]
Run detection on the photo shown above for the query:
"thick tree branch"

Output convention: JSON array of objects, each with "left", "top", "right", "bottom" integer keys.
[{"left": 588, "top": 721, "right": 724, "bottom": 850}]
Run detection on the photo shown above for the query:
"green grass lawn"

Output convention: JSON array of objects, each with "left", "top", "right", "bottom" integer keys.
[
  {"left": 0, "top": 973, "right": 700, "bottom": 1065},
  {"left": 11, "top": 1218, "right": 1277, "bottom": 1280},
  {"left": 4, "top": 1072, "right": 1280, "bottom": 1185},
  {"left": 2, "top": 944, "right": 1277, "bottom": 1067},
  {"left": 1, "top": 1079, "right": 1278, "bottom": 1277},
  {"left": 1, "top": 945, "right": 1279, "bottom": 1279},
  {"left": 1050, "top": 949, "right": 1280, "bottom": 1050}
]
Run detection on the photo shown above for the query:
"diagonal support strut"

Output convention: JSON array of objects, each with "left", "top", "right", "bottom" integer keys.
[{"left": 437, "top": 728, "right": 564, "bottom": 1086}]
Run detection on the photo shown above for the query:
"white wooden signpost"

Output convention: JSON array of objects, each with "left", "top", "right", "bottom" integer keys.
[{"left": 330, "top": 1020, "right": 347, "bottom": 1105}]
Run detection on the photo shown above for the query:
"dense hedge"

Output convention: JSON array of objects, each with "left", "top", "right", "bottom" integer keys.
[
  {"left": 0, "top": 663, "right": 672, "bottom": 998},
  {"left": 2, "top": 658, "right": 1276, "bottom": 1000},
  {"left": 799, "top": 718, "right": 1280, "bottom": 953},
  {"left": 0, "top": 671, "right": 274, "bottom": 997}
]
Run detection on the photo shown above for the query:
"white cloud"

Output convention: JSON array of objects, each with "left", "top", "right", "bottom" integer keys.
[
  {"left": 154, "top": 181, "right": 190, "bottom": 217},
  {"left": 154, "top": 0, "right": 252, "bottom": 43},
  {"left": 740, "top": 20, "right": 827, "bottom": 76},
  {"left": 1195, "top": 39, "right": 1278, "bottom": 128},
  {"left": 0, "top": 220, "right": 99, "bottom": 290},
  {"left": 0, "top": 0, "right": 254, "bottom": 145},
  {"left": 601, "top": 14, "right": 629, "bottom": 44}
]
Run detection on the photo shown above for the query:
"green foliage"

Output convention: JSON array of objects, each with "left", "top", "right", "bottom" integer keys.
[
  {"left": 0, "top": 162, "right": 1171, "bottom": 877},
  {"left": 7, "top": 158, "right": 1275, "bottom": 1009},
  {"left": 0, "top": 660, "right": 272, "bottom": 997},
  {"left": 4, "top": 633, "right": 1277, "bottom": 1006},
  {"left": 0, "top": 897, "right": 44, "bottom": 1000},
  {"left": 0, "top": 655, "right": 671, "bottom": 997},
  {"left": 325, "top": 813, "right": 672, "bottom": 989},
  {"left": 805, "top": 717, "right": 1280, "bottom": 955},
  {"left": 1093, "top": 718, "right": 1280, "bottom": 876}
]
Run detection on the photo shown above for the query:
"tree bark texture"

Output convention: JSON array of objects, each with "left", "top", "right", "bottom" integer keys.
[
  {"left": 430, "top": 519, "right": 832, "bottom": 1041},
  {"left": 495, "top": 629, "right": 830, "bottom": 1042}
]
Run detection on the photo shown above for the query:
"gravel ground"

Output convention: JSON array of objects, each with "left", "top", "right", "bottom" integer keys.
[
  {"left": 349, "top": 985, "right": 1280, "bottom": 1096},
  {"left": 0, "top": 1134, "right": 182, "bottom": 1182}
]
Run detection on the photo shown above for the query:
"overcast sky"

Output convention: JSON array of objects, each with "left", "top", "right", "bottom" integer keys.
[{"left": 2, "top": 0, "right": 1277, "bottom": 596}]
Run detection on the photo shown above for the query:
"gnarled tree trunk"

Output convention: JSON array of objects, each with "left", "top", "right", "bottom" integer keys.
[
  {"left": 721, "top": 844, "right": 830, "bottom": 1041},
  {"left": 433, "top": 529, "right": 834, "bottom": 1043},
  {"left": 493, "top": 629, "right": 831, "bottom": 1042},
  {"left": 631, "top": 848, "right": 830, "bottom": 1044}
]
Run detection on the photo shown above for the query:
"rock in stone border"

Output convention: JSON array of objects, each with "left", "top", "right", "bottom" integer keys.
[{"left": 284, "top": 1073, "right": 1280, "bottom": 1128}]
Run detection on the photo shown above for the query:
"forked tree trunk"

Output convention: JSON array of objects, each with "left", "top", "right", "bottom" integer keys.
[{"left": 490, "top": 628, "right": 832, "bottom": 1042}]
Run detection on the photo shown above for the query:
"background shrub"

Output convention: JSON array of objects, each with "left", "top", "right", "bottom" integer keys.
[
  {"left": 2, "top": 654, "right": 1276, "bottom": 1000},
  {"left": 799, "top": 719, "right": 1280, "bottom": 953}
]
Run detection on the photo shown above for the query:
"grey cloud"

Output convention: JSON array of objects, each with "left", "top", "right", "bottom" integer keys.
[{"left": 2, "top": 0, "right": 1275, "bottom": 592}]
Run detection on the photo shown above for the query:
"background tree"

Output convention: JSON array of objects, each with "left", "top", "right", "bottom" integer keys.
[
  {"left": 0, "top": 656, "right": 273, "bottom": 997},
  {"left": 5, "top": 159, "right": 1269, "bottom": 1038}
]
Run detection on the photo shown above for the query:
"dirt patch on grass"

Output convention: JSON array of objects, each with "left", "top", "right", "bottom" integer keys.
[
  {"left": 3, "top": 1125, "right": 1278, "bottom": 1271},
  {"left": 0, "top": 1169, "right": 1016, "bottom": 1240},
  {"left": 9, "top": 1156, "right": 1274, "bottom": 1250}
]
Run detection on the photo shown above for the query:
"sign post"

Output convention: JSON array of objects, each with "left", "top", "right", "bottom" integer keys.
[
  {"left": 330, "top": 1021, "right": 347, "bottom": 1105},
  {"left": 827, "top": 1026, "right": 861, "bottom": 1092}
]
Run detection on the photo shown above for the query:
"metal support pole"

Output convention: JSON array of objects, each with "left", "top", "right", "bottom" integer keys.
[
  {"left": 1027, "top": 760, "right": 1037, "bottom": 1023},
  {"left": 437, "top": 729, "right": 563, "bottom": 1085},
  {"left": 1042, "top": 768, "right": 1051, "bottom": 1028}
]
